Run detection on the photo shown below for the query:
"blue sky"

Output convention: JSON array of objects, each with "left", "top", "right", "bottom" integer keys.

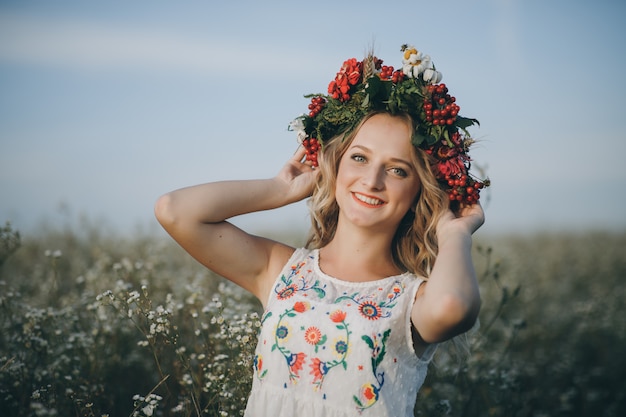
[{"left": 1, "top": 0, "right": 625, "bottom": 238}]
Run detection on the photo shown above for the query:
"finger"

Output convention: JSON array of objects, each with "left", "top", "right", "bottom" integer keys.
[{"left": 292, "top": 145, "right": 307, "bottom": 162}]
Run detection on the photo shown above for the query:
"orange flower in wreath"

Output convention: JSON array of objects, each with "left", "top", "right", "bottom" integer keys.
[{"left": 328, "top": 58, "right": 362, "bottom": 102}]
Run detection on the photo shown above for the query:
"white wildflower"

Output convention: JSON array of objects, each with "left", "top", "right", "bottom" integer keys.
[
  {"left": 423, "top": 67, "right": 443, "bottom": 84},
  {"left": 127, "top": 291, "right": 140, "bottom": 304},
  {"left": 402, "top": 45, "right": 433, "bottom": 79},
  {"left": 182, "top": 373, "right": 193, "bottom": 385},
  {"left": 142, "top": 404, "right": 154, "bottom": 416},
  {"left": 289, "top": 116, "right": 307, "bottom": 143}
]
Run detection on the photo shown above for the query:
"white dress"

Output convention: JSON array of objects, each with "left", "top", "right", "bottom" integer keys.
[{"left": 244, "top": 248, "right": 437, "bottom": 417}]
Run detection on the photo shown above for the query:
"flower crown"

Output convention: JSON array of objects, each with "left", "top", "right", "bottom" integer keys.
[{"left": 289, "top": 44, "right": 490, "bottom": 206}]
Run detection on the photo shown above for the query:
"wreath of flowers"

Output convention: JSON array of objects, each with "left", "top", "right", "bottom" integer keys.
[{"left": 289, "top": 44, "right": 490, "bottom": 206}]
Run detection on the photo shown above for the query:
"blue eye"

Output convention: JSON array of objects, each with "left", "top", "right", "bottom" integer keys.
[
  {"left": 390, "top": 167, "right": 408, "bottom": 178},
  {"left": 351, "top": 154, "right": 366, "bottom": 163}
]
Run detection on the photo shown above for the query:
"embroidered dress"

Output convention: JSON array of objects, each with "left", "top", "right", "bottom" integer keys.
[{"left": 244, "top": 248, "right": 437, "bottom": 417}]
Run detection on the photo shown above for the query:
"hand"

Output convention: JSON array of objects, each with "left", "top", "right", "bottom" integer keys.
[
  {"left": 436, "top": 202, "right": 485, "bottom": 242},
  {"left": 274, "top": 146, "right": 320, "bottom": 203}
]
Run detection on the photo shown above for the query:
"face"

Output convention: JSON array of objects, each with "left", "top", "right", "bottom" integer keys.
[{"left": 335, "top": 113, "right": 422, "bottom": 233}]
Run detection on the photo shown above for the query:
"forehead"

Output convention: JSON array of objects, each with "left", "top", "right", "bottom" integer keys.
[{"left": 349, "top": 114, "right": 415, "bottom": 157}]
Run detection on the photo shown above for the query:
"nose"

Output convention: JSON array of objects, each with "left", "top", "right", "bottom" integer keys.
[{"left": 360, "top": 165, "right": 385, "bottom": 190}]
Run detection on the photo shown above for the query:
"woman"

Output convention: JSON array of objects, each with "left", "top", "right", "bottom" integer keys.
[{"left": 155, "top": 45, "right": 488, "bottom": 416}]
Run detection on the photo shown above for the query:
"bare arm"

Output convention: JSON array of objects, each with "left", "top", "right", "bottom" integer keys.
[
  {"left": 154, "top": 147, "right": 318, "bottom": 305},
  {"left": 411, "top": 203, "right": 484, "bottom": 344}
]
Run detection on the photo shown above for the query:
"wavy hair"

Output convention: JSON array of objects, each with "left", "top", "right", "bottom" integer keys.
[{"left": 306, "top": 111, "right": 450, "bottom": 278}]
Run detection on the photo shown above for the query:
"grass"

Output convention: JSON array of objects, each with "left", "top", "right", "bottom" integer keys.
[{"left": 1, "top": 221, "right": 625, "bottom": 416}]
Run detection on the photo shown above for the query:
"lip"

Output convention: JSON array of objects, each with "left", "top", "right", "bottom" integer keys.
[{"left": 351, "top": 192, "right": 386, "bottom": 208}]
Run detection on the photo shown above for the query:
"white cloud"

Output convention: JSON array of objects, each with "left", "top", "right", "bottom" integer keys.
[{"left": 0, "top": 12, "right": 321, "bottom": 78}]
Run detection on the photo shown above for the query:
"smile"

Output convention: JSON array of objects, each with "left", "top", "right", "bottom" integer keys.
[{"left": 353, "top": 192, "right": 385, "bottom": 206}]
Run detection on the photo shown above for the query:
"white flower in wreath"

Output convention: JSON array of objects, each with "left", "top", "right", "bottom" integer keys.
[
  {"left": 401, "top": 46, "right": 432, "bottom": 78},
  {"left": 289, "top": 116, "right": 307, "bottom": 143},
  {"left": 423, "top": 67, "right": 443, "bottom": 84}
]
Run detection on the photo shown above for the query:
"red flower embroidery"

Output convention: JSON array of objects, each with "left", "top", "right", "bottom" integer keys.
[
  {"left": 309, "top": 357, "right": 329, "bottom": 385},
  {"left": 329, "top": 309, "right": 347, "bottom": 323},
  {"left": 287, "top": 352, "right": 306, "bottom": 375},
  {"left": 293, "top": 301, "right": 310, "bottom": 313},
  {"left": 304, "top": 327, "right": 322, "bottom": 345}
]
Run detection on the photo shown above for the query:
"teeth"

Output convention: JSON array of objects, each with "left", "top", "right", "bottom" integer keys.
[{"left": 355, "top": 193, "right": 384, "bottom": 206}]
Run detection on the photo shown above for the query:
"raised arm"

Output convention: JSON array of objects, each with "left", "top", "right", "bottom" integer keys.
[
  {"left": 154, "top": 147, "right": 318, "bottom": 304},
  {"left": 411, "top": 203, "right": 485, "bottom": 344}
]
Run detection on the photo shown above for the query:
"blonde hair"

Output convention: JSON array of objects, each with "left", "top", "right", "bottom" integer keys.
[{"left": 306, "top": 111, "right": 450, "bottom": 277}]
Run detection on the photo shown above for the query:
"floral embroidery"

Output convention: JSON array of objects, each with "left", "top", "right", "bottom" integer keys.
[
  {"left": 332, "top": 337, "right": 349, "bottom": 358},
  {"left": 358, "top": 301, "right": 382, "bottom": 320},
  {"left": 329, "top": 310, "right": 346, "bottom": 323},
  {"left": 335, "top": 280, "right": 405, "bottom": 320},
  {"left": 271, "top": 301, "right": 311, "bottom": 382},
  {"left": 286, "top": 352, "right": 306, "bottom": 379},
  {"left": 253, "top": 354, "right": 268, "bottom": 381},
  {"left": 259, "top": 254, "right": 417, "bottom": 406},
  {"left": 276, "top": 324, "right": 291, "bottom": 341},
  {"left": 276, "top": 283, "right": 298, "bottom": 300},
  {"left": 274, "top": 257, "right": 327, "bottom": 300},
  {"left": 356, "top": 383, "right": 379, "bottom": 410},
  {"left": 293, "top": 301, "right": 309, "bottom": 313},
  {"left": 309, "top": 309, "right": 351, "bottom": 390},
  {"left": 353, "top": 329, "right": 391, "bottom": 412},
  {"left": 304, "top": 326, "right": 325, "bottom": 350}
]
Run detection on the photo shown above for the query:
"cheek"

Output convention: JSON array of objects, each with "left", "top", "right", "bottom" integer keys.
[
  {"left": 398, "top": 181, "right": 421, "bottom": 209},
  {"left": 335, "top": 161, "right": 356, "bottom": 188}
]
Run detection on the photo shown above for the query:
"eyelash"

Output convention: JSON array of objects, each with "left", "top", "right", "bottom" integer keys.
[{"left": 350, "top": 154, "right": 409, "bottom": 178}]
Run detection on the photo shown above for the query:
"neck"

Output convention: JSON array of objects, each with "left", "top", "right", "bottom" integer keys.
[{"left": 319, "top": 221, "right": 401, "bottom": 281}]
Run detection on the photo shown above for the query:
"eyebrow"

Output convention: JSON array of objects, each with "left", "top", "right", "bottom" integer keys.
[{"left": 350, "top": 144, "right": 413, "bottom": 167}]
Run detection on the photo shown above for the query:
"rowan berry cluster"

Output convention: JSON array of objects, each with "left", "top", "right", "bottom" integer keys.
[
  {"left": 423, "top": 83, "right": 460, "bottom": 126},
  {"left": 302, "top": 137, "right": 320, "bottom": 167},
  {"left": 446, "top": 174, "right": 489, "bottom": 206},
  {"left": 308, "top": 96, "right": 326, "bottom": 118},
  {"left": 379, "top": 65, "right": 394, "bottom": 79},
  {"left": 377, "top": 64, "right": 404, "bottom": 83}
]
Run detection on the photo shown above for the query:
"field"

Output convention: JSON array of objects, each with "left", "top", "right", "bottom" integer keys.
[{"left": 1, "top": 221, "right": 625, "bottom": 416}]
